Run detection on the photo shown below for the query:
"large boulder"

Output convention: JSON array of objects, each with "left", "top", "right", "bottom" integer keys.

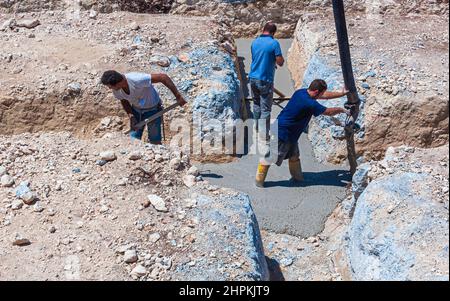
[
  {"left": 346, "top": 145, "right": 449, "bottom": 280},
  {"left": 346, "top": 172, "right": 449, "bottom": 281}
]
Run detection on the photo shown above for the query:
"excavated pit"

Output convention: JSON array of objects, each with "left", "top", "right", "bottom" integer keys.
[{"left": 0, "top": 10, "right": 241, "bottom": 146}]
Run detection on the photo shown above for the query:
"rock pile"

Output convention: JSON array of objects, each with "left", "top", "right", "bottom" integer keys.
[{"left": 0, "top": 132, "right": 268, "bottom": 280}]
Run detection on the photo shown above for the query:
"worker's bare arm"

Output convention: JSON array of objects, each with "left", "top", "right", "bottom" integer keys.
[
  {"left": 120, "top": 99, "right": 133, "bottom": 116},
  {"left": 319, "top": 90, "right": 348, "bottom": 100},
  {"left": 322, "top": 107, "right": 349, "bottom": 116},
  {"left": 151, "top": 73, "right": 187, "bottom": 106},
  {"left": 319, "top": 87, "right": 349, "bottom": 100}
]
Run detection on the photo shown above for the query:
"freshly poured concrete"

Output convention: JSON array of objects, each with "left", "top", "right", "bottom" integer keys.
[{"left": 200, "top": 39, "right": 351, "bottom": 237}]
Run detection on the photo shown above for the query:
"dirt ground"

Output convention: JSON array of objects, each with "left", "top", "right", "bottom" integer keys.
[{"left": 0, "top": 10, "right": 227, "bottom": 137}]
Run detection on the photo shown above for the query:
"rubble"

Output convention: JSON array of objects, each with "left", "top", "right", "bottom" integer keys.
[{"left": 0, "top": 131, "right": 267, "bottom": 280}]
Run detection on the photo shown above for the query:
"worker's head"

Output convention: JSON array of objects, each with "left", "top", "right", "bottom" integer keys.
[
  {"left": 262, "top": 22, "right": 277, "bottom": 36},
  {"left": 101, "top": 70, "right": 125, "bottom": 90},
  {"left": 308, "top": 79, "right": 328, "bottom": 99}
]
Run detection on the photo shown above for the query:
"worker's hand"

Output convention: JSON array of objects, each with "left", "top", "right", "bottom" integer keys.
[
  {"left": 129, "top": 115, "right": 139, "bottom": 131},
  {"left": 344, "top": 109, "right": 352, "bottom": 116},
  {"left": 176, "top": 93, "right": 187, "bottom": 107},
  {"left": 342, "top": 86, "right": 350, "bottom": 96}
]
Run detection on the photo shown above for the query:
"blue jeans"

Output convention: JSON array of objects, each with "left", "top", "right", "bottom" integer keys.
[
  {"left": 130, "top": 106, "right": 162, "bottom": 143},
  {"left": 250, "top": 78, "right": 274, "bottom": 121},
  {"left": 251, "top": 79, "right": 274, "bottom": 139}
]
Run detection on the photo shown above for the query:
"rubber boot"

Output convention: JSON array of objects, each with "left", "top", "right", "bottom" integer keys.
[
  {"left": 289, "top": 158, "right": 304, "bottom": 182},
  {"left": 255, "top": 163, "right": 270, "bottom": 188}
]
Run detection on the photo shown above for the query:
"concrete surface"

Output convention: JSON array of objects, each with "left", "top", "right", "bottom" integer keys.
[{"left": 200, "top": 39, "right": 351, "bottom": 237}]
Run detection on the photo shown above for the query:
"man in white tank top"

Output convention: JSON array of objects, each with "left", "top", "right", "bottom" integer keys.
[{"left": 101, "top": 70, "right": 187, "bottom": 144}]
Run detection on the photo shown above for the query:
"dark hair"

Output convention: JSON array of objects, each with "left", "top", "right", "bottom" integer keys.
[
  {"left": 309, "top": 79, "right": 328, "bottom": 93},
  {"left": 101, "top": 70, "right": 124, "bottom": 86},
  {"left": 263, "top": 22, "right": 277, "bottom": 35}
]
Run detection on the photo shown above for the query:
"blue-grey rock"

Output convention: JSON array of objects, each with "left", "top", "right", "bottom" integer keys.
[
  {"left": 14, "top": 182, "right": 31, "bottom": 199},
  {"left": 172, "top": 193, "right": 269, "bottom": 281},
  {"left": 96, "top": 160, "right": 107, "bottom": 166},
  {"left": 352, "top": 163, "right": 371, "bottom": 200},
  {"left": 361, "top": 82, "right": 370, "bottom": 90},
  {"left": 346, "top": 172, "right": 449, "bottom": 281}
]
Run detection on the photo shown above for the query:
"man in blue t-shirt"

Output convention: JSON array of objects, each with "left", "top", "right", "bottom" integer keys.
[
  {"left": 255, "top": 79, "right": 350, "bottom": 188},
  {"left": 249, "top": 22, "right": 284, "bottom": 137}
]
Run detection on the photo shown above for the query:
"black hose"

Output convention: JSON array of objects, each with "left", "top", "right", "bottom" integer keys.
[{"left": 332, "top": 0, "right": 360, "bottom": 174}]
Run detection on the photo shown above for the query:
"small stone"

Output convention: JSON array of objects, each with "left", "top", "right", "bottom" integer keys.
[
  {"left": 306, "top": 237, "right": 317, "bottom": 244},
  {"left": 129, "top": 151, "right": 142, "bottom": 160},
  {"left": 150, "top": 55, "right": 171, "bottom": 68},
  {"left": 89, "top": 10, "right": 98, "bottom": 19},
  {"left": 187, "top": 166, "right": 199, "bottom": 177},
  {"left": 96, "top": 160, "right": 107, "bottom": 166},
  {"left": 55, "top": 182, "right": 63, "bottom": 191},
  {"left": 387, "top": 205, "right": 396, "bottom": 214},
  {"left": 49, "top": 226, "right": 56, "bottom": 233},
  {"left": 177, "top": 53, "right": 190, "bottom": 63},
  {"left": 1, "top": 18, "right": 16, "bottom": 31},
  {"left": 149, "top": 267, "right": 160, "bottom": 279},
  {"left": 0, "top": 166, "right": 7, "bottom": 176},
  {"left": 100, "top": 151, "right": 117, "bottom": 162},
  {"left": 148, "top": 233, "right": 161, "bottom": 243},
  {"left": 280, "top": 258, "right": 294, "bottom": 267},
  {"left": 142, "top": 199, "right": 151, "bottom": 208},
  {"left": 1, "top": 175, "right": 14, "bottom": 187},
  {"left": 67, "top": 82, "right": 82, "bottom": 94},
  {"left": 33, "top": 203, "right": 44, "bottom": 212},
  {"left": 116, "top": 244, "right": 133, "bottom": 254},
  {"left": 16, "top": 19, "right": 40, "bottom": 29},
  {"left": 161, "top": 257, "right": 172, "bottom": 270},
  {"left": 11, "top": 200, "right": 23, "bottom": 210},
  {"left": 13, "top": 234, "right": 30, "bottom": 246},
  {"left": 169, "top": 158, "right": 181, "bottom": 170},
  {"left": 131, "top": 264, "right": 147, "bottom": 277},
  {"left": 99, "top": 205, "right": 109, "bottom": 213},
  {"left": 147, "top": 194, "right": 168, "bottom": 212},
  {"left": 130, "top": 22, "right": 140, "bottom": 31},
  {"left": 183, "top": 175, "right": 196, "bottom": 188},
  {"left": 116, "top": 178, "right": 127, "bottom": 186},
  {"left": 361, "top": 82, "right": 370, "bottom": 90},
  {"left": 161, "top": 180, "right": 172, "bottom": 186},
  {"left": 124, "top": 250, "right": 138, "bottom": 263},
  {"left": 22, "top": 191, "right": 36, "bottom": 205}
]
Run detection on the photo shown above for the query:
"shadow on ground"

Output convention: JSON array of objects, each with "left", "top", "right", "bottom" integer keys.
[
  {"left": 265, "top": 256, "right": 285, "bottom": 281},
  {"left": 264, "top": 170, "right": 351, "bottom": 188}
]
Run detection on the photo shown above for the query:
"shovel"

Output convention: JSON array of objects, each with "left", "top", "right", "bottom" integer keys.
[{"left": 125, "top": 102, "right": 181, "bottom": 135}]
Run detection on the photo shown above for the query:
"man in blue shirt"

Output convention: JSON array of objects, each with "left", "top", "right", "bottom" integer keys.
[
  {"left": 249, "top": 22, "right": 284, "bottom": 137},
  {"left": 255, "top": 79, "right": 350, "bottom": 188}
]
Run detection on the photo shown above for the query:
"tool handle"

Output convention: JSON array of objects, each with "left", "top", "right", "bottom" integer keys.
[{"left": 124, "top": 102, "right": 181, "bottom": 135}]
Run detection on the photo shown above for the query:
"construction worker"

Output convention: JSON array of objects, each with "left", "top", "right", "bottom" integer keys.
[
  {"left": 256, "top": 79, "right": 350, "bottom": 188},
  {"left": 249, "top": 22, "right": 285, "bottom": 138},
  {"left": 101, "top": 71, "right": 186, "bottom": 145}
]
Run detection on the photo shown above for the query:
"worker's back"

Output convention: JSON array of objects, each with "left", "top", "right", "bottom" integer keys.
[{"left": 249, "top": 34, "right": 282, "bottom": 83}]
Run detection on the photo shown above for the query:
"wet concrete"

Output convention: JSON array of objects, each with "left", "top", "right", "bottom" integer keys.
[{"left": 200, "top": 39, "right": 351, "bottom": 237}]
